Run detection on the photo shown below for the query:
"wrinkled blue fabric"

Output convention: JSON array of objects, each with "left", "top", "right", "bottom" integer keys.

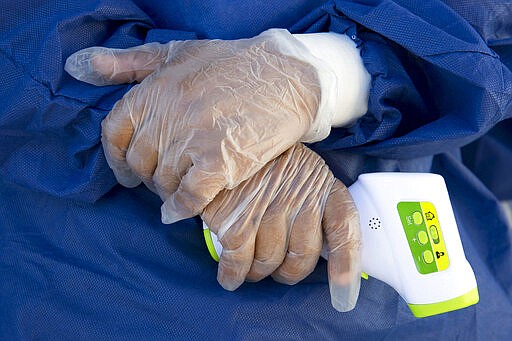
[{"left": 1, "top": 0, "right": 511, "bottom": 339}]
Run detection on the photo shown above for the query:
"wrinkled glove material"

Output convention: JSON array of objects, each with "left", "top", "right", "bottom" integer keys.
[
  {"left": 65, "top": 29, "right": 338, "bottom": 224},
  {"left": 202, "top": 143, "right": 361, "bottom": 312}
]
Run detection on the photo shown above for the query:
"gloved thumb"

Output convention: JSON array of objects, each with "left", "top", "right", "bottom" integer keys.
[
  {"left": 323, "top": 180, "right": 362, "bottom": 312},
  {"left": 65, "top": 42, "right": 169, "bottom": 86}
]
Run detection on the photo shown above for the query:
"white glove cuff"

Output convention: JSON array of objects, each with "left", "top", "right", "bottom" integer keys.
[
  {"left": 257, "top": 29, "right": 371, "bottom": 142},
  {"left": 294, "top": 32, "right": 371, "bottom": 131}
]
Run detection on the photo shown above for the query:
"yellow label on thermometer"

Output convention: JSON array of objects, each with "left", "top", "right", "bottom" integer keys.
[{"left": 420, "top": 202, "right": 449, "bottom": 271}]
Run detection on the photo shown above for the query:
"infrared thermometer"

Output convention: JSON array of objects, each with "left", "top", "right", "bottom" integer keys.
[{"left": 203, "top": 173, "right": 479, "bottom": 318}]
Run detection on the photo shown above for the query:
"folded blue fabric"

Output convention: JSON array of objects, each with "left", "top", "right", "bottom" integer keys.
[{"left": 1, "top": 0, "right": 511, "bottom": 339}]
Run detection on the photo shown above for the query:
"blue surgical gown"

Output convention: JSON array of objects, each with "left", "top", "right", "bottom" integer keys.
[{"left": 1, "top": 0, "right": 511, "bottom": 339}]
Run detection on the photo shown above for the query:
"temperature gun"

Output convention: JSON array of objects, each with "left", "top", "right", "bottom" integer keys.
[{"left": 203, "top": 173, "right": 479, "bottom": 318}]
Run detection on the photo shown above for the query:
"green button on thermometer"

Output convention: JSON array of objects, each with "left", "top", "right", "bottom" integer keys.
[
  {"left": 412, "top": 211, "right": 423, "bottom": 225},
  {"left": 417, "top": 231, "right": 429, "bottom": 245},
  {"left": 422, "top": 250, "right": 434, "bottom": 264},
  {"left": 203, "top": 173, "right": 479, "bottom": 318}
]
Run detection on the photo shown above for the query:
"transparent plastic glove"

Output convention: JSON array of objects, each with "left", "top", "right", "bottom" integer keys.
[
  {"left": 201, "top": 143, "right": 361, "bottom": 312},
  {"left": 65, "top": 29, "right": 342, "bottom": 224}
]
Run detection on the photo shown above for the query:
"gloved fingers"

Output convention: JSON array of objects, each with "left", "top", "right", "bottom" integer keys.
[
  {"left": 323, "top": 180, "right": 362, "bottom": 312},
  {"left": 246, "top": 143, "right": 327, "bottom": 284},
  {"left": 125, "top": 134, "right": 158, "bottom": 193},
  {"left": 217, "top": 211, "right": 260, "bottom": 291},
  {"left": 241, "top": 151, "right": 297, "bottom": 282},
  {"left": 218, "top": 244, "right": 255, "bottom": 291},
  {"left": 245, "top": 207, "right": 289, "bottom": 282},
  {"left": 102, "top": 139, "right": 141, "bottom": 188},
  {"left": 65, "top": 42, "right": 169, "bottom": 86},
  {"left": 160, "top": 165, "right": 226, "bottom": 224},
  {"left": 271, "top": 192, "right": 324, "bottom": 285},
  {"left": 101, "top": 94, "right": 140, "bottom": 187},
  {"left": 152, "top": 152, "right": 188, "bottom": 202},
  {"left": 201, "top": 159, "right": 276, "bottom": 235},
  {"left": 201, "top": 160, "right": 277, "bottom": 290}
]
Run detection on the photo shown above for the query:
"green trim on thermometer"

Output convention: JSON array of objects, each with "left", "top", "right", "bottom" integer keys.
[
  {"left": 408, "top": 287, "right": 479, "bottom": 318},
  {"left": 203, "top": 228, "right": 219, "bottom": 262}
]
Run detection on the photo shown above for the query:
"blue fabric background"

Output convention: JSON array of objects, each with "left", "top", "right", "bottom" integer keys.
[{"left": 1, "top": 0, "right": 511, "bottom": 339}]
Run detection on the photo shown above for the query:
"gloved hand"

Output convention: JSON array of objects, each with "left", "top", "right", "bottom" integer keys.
[
  {"left": 202, "top": 143, "right": 361, "bottom": 312},
  {"left": 65, "top": 29, "right": 342, "bottom": 224}
]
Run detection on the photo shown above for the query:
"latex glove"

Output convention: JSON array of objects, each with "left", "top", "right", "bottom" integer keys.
[
  {"left": 65, "top": 29, "right": 369, "bottom": 224},
  {"left": 201, "top": 143, "right": 361, "bottom": 312}
]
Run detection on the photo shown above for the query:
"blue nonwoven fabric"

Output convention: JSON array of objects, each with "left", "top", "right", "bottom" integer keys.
[{"left": 1, "top": 0, "right": 511, "bottom": 339}]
